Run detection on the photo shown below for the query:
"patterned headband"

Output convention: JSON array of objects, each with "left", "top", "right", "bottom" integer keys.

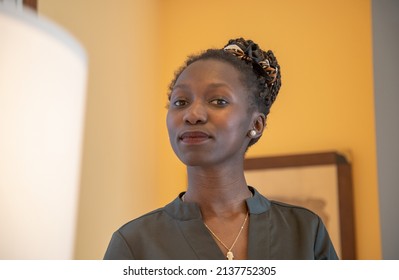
[{"left": 223, "top": 43, "right": 278, "bottom": 86}]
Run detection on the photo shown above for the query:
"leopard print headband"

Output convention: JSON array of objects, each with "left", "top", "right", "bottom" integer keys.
[{"left": 223, "top": 43, "right": 278, "bottom": 87}]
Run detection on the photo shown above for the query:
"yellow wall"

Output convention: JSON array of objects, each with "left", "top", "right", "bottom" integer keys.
[
  {"left": 40, "top": 0, "right": 381, "bottom": 259},
  {"left": 158, "top": 0, "right": 380, "bottom": 259}
]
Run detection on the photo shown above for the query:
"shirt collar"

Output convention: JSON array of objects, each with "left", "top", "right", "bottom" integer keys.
[{"left": 164, "top": 186, "right": 271, "bottom": 220}]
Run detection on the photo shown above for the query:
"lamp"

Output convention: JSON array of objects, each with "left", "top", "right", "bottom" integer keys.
[{"left": 0, "top": 4, "right": 87, "bottom": 259}]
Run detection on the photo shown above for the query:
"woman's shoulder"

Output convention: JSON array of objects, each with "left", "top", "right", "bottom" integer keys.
[
  {"left": 117, "top": 206, "right": 169, "bottom": 233},
  {"left": 250, "top": 187, "right": 322, "bottom": 228},
  {"left": 269, "top": 199, "right": 319, "bottom": 216},
  {"left": 251, "top": 187, "right": 320, "bottom": 219},
  {"left": 115, "top": 194, "right": 191, "bottom": 234},
  {"left": 266, "top": 199, "right": 323, "bottom": 232}
]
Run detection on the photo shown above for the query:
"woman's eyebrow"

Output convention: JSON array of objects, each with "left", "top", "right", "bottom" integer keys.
[
  {"left": 172, "top": 82, "right": 233, "bottom": 93},
  {"left": 205, "top": 82, "right": 233, "bottom": 92},
  {"left": 172, "top": 84, "right": 190, "bottom": 91}
]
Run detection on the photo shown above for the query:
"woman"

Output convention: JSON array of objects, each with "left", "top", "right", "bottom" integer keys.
[{"left": 104, "top": 38, "right": 338, "bottom": 260}]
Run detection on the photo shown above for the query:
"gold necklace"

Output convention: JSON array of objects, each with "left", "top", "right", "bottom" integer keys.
[
  {"left": 203, "top": 212, "right": 249, "bottom": 260},
  {"left": 181, "top": 193, "right": 250, "bottom": 260}
]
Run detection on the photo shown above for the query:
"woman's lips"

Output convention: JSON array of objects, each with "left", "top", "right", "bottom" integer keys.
[{"left": 179, "top": 131, "right": 211, "bottom": 144}]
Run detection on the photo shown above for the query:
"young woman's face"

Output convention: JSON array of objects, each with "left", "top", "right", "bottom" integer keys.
[{"left": 167, "top": 59, "right": 256, "bottom": 167}]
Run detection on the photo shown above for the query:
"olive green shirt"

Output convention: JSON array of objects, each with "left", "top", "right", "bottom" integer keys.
[{"left": 104, "top": 187, "right": 338, "bottom": 260}]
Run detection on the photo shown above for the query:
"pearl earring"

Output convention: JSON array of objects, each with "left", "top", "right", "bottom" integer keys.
[{"left": 249, "top": 129, "right": 257, "bottom": 137}]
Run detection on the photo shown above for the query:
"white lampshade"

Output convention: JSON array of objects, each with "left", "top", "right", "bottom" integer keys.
[{"left": 0, "top": 5, "right": 87, "bottom": 259}]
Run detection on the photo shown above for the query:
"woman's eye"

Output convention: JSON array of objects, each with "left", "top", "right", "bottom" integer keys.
[
  {"left": 210, "top": 99, "right": 228, "bottom": 106},
  {"left": 173, "top": 100, "right": 188, "bottom": 107}
]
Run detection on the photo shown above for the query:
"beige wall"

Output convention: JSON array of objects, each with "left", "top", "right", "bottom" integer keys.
[
  {"left": 40, "top": 0, "right": 381, "bottom": 259},
  {"left": 39, "top": 0, "right": 161, "bottom": 259}
]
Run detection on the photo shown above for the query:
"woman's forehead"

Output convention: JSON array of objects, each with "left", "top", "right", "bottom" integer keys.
[{"left": 175, "top": 59, "right": 243, "bottom": 87}]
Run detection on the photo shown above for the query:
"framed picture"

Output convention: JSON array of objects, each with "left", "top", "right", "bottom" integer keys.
[
  {"left": 23, "top": 0, "right": 37, "bottom": 10},
  {"left": 244, "top": 151, "right": 356, "bottom": 259}
]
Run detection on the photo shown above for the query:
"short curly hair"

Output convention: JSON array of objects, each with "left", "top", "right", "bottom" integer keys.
[{"left": 168, "top": 38, "right": 282, "bottom": 147}]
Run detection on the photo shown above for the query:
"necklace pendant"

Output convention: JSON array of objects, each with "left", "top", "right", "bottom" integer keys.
[{"left": 227, "top": 251, "right": 234, "bottom": 260}]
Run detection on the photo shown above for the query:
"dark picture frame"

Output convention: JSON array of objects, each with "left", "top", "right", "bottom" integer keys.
[
  {"left": 23, "top": 0, "right": 37, "bottom": 10},
  {"left": 244, "top": 151, "right": 356, "bottom": 259}
]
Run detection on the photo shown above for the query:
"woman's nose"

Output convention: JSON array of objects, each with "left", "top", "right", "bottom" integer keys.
[{"left": 183, "top": 101, "right": 207, "bottom": 125}]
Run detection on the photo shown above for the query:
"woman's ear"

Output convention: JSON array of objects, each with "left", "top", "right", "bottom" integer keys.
[{"left": 252, "top": 112, "right": 266, "bottom": 137}]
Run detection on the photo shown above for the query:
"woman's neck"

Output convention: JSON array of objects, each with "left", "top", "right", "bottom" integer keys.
[{"left": 184, "top": 165, "right": 252, "bottom": 217}]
